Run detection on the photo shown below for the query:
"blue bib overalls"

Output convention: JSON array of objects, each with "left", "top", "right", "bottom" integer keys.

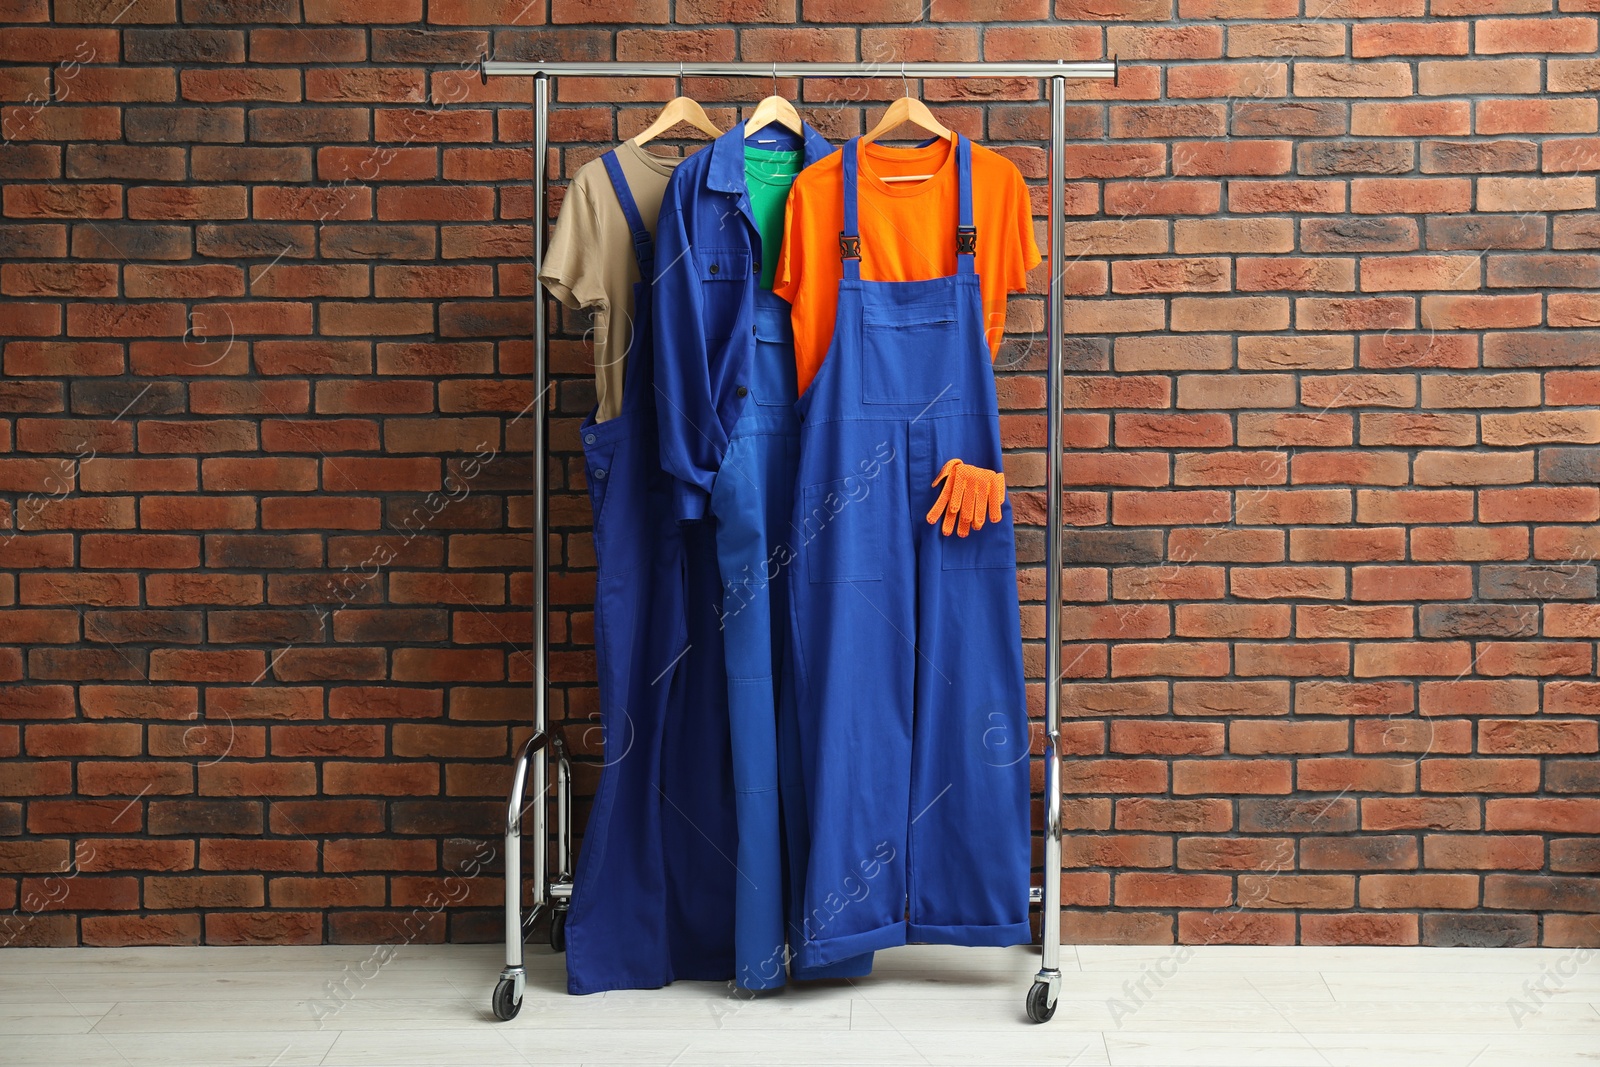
[
  {"left": 711, "top": 286, "right": 874, "bottom": 987},
  {"left": 786, "top": 135, "right": 1033, "bottom": 970},
  {"left": 564, "top": 152, "right": 737, "bottom": 994}
]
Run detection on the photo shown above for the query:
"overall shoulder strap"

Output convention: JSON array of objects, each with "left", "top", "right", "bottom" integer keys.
[
  {"left": 954, "top": 134, "right": 976, "bottom": 275},
  {"left": 838, "top": 137, "right": 861, "bottom": 281},
  {"left": 600, "top": 149, "right": 654, "bottom": 276}
]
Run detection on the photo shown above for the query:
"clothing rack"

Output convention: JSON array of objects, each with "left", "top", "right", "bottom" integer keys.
[{"left": 483, "top": 57, "right": 1119, "bottom": 1025}]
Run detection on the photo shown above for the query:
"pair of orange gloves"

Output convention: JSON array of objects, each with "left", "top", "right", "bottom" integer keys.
[{"left": 925, "top": 458, "right": 1005, "bottom": 538}]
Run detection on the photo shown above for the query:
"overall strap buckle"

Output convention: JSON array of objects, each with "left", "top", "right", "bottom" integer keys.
[
  {"left": 838, "top": 232, "right": 861, "bottom": 260},
  {"left": 955, "top": 226, "right": 977, "bottom": 256}
]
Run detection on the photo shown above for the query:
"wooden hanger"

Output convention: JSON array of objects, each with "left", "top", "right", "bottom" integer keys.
[
  {"left": 744, "top": 63, "right": 803, "bottom": 138},
  {"left": 858, "top": 79, "right": 953, "bottom": 183},
  {"left": 629, "top": 96, "right": 723, "bottom": 147},
  {"left": 745, "top": 95, "right": 802, "bottom": 137}
]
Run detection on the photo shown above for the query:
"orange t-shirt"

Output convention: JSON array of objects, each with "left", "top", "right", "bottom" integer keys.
[{"left": 774, "top": 135, "right": 1041, "bottom": 396}]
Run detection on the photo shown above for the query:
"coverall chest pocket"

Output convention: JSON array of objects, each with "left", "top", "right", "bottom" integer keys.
[
  {"left": 860, "top": 301, "right": 963, "bottom": 407},
  {"left": 750, "top": 303, "right": 797, "bottom": 408},
  {"left": 698, "top": 247, "right": 750, "bottom": 281},
  {"left": 697, "top": 247, "right": 752, "bottom": 357},
  {"left": 801, "top": 477, "right": 886, "bottom": 583}
]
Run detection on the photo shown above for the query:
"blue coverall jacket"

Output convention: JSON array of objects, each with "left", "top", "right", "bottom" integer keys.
[{"left": 651, "top": 120, "right": 836, "bottom": 522}]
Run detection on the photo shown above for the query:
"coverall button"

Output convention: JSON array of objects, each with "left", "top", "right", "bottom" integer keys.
[
  {"left": 708, "top": 262, "right": 719, "bottom": 274},
  {"left": 736, "top": 386, "right": 748, "bottom": 398},
  {"left": 593, "top": 468, "right": 606, "bottom": 480},
  {"left": 583, "top": 432, "right": 596, "bottom": 445}
]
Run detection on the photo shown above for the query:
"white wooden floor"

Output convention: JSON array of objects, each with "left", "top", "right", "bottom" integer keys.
[{"left": 2, "top": 941, "right": 1597, "bottom": 1066}]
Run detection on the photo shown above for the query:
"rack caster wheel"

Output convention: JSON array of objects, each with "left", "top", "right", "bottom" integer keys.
[
  {"left": 549, "top": 909, "right": 567, "bottom": 954},
  {"left": 492, "top": 977, "right": 521, "bottom": 1021},
  {"left": 1025, "top": 980, "right": 1056, "bottom": 1023}
]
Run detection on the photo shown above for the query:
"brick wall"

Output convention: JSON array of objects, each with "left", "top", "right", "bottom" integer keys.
[{"left": 1, "top": 1, "right": 1597, "bottom": 949}]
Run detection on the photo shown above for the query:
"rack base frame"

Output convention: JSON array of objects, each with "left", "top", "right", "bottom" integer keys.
[{"left": 483, "top": 57, "right": 1117, "bottom": 1026}]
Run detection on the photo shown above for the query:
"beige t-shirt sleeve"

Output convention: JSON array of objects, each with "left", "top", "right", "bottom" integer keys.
[{"left": 539, "top": 176, "right": 608, "bottom": 314}]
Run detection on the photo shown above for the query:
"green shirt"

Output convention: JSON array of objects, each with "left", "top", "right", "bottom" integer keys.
[{"left": 744, "top": 145, "right": 802, "bottom": 290}]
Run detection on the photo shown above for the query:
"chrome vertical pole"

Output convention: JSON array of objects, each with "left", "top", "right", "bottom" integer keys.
[
  {"left": 529, "top": 70, "right": 551, "bottom": 922},
  {"left": 497, "top": 72, "right": 551, "bottom": 1019},
  {"left": 1029, "top": 71, "right": 1066, "bottom": 1022}
]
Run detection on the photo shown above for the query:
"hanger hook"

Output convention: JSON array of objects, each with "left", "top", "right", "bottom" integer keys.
[
  {"left": 901, "top": 61, "right": 908, "bottom": 99},
  {"left": 771, "top": 61, "right": 778, "bottom": 98}
]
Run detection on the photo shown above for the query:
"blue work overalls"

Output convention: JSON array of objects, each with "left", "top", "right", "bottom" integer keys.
[
  {"left": 653, "top": 122, "right": 869, "bottom": 988},
  {"left": 564, "top": 152, "right": 736, "bottom": 995},
  {"left": 787, "top": 135, "right": 1033, "bottom": 970}
]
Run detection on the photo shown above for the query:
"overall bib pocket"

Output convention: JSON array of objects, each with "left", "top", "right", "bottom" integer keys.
[{"left": 800, "top": 477, "right": 886, "bottom": 583}]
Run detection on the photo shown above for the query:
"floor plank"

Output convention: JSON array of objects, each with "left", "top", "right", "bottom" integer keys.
[{"left": 1, "top": 942, "right": 1595, "bottom": 1066}]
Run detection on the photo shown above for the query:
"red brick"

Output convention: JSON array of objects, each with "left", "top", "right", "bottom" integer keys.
[
  {"left": 1424, "top": 290, "right": 1546, "bottom": 330},
  {"left": 1173, "top": 759, "right": 1292, "bottom": 796},
  {"left": 1295, "top": 62, "right": 1412, "bottom": 97},
  {"left": 1352, "top": 101, "right": 1472, "bottom": 137},
  {"left": 1291, "top": 528, "right": 1407, "bottom": 563},
  {"left": 1111, "top": 491, "right": 1230, "bottom": 526},
  {"left": 1548, "top": 296, "right": 1600, "bottom": 330},
  {"left": 1546, "top": 604, "right": 1600, "bottom": 637},
  {"left": 1354, "top": 640, "right": 1474, "bottom": 677},
  {"left": 1230, "top": 180, "right": 1346, "bottom": 214},
  {"left": 1299, "top": 758, "right": 1417, "bottom": 793},
  {"left": 1095, "top": 636, "right": 1223, "bottom": 678},
  {"left": 1292, "top": 452, "right": 1409, "bottom": 487},
  {"left": 1112, "top": 566, "right": 1227, "bottom": 601},
  {"left": 1362, "top": 255, "right": 1482, "bottom": 292},
  {"left": 1354, "top": 719, "right": 1472, "bottom": 755},
  {"left": 1360, "top": 874, "right": 1479, "bottom": 909},
  {"left": 1236, "top": 257, "right": 1355, "bottom": 292},
  {"left": 1167, "top": 529, "right": 1283, "bottom": 564},
  {"left": 1353, "top": 20, "right": 1470, "bottom": 56},
  {"left": 1479, "top": 176, "right": 1596, "bottom": 213},
  {"left": 1174, "top": 604, "right": 1289, "bottom": 639},
  {"left": 1351, "top": 178, "right": 1473, "bottom": 214},
  {"left": 1363, "top": 797, "right": 1481, "bottom": 833},
  {"left": 1168, "top": 62, "right": 1287, "bottom": 99},
  {"left": 1486, "top": 798, "right": 1600, "bottom": 833},
  {"left": 1298, "top": 681, "right": 1414, "bottom": 718},
  {"left": 1412, "top": 527, "right": 1530, "bottom": 563},
  {"left": 1235, "top": 642, "right": 1351, "bottom": 677},
  {"left": 1420, "top": 678, "right": 1537, "bottom": 717},
  {"left": 1352, "top": 566, "right": 1474, "bottom": 602},
  {"left": 1412, "top": 452, "right": 1530, "bottom": 487},
  {"left": 1238, "top": 412, "right": 1354, "bottom": 447},
  {"left": 1063, "top": 605, "right": 1169, "bottom": 641},
  {"left": 1476, "top": 641, "right": 1593, "bottom": 677},
  {"left": 1480, "top": 719, "right": 1598, "bottom": 754},
  {"left": 1231, "top": 567, "right": 1345, "bottom": 600},
  {"left": 1424, "top": 834, "right": 1544, "bottom": 870},
  {"left": 1479, "top": 98, "right": 1599, "bottom": 136},
  {"left": 1175, "top": 218, "right": 1294, "bottom": 254},
  {"left": 1236, "top": 489, "right": 1352, "bottom": 525},
  {"left": 1174, "top": 452, "right": 1286, "bottom": 486},
  {"left": 1483, "top": 486, "right": 1600, "bottom": 522},
  {"left": 1297, "top": 604, "right": 1413, "bottom": 638}
]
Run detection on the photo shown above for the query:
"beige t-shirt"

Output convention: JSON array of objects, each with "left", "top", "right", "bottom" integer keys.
[{"left": 540, "top": 141, "right": 681, "bottom": 424}]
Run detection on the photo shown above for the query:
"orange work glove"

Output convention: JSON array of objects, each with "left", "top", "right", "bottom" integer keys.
[{"left": 926, "top": 458, "right": 1005, "bottom": 538}]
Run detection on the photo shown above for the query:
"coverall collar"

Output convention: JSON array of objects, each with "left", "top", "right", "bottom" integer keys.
[{"left": 705, "top": 119, "right": 834, "bottom": 197}]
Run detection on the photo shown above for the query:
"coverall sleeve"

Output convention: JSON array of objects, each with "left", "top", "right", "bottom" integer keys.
[{"left": 651, "top": 185, "right": 723, "bottom": 524}]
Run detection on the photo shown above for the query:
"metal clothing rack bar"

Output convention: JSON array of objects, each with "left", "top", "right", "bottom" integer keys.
[{"left": 487, "top": 57, "right": 1117, "bottom": 1026}]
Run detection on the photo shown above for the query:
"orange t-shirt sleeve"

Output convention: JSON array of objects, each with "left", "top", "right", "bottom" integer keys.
[{"left": 1008, "top": 162, "right": 1042, "bottom": 289}]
